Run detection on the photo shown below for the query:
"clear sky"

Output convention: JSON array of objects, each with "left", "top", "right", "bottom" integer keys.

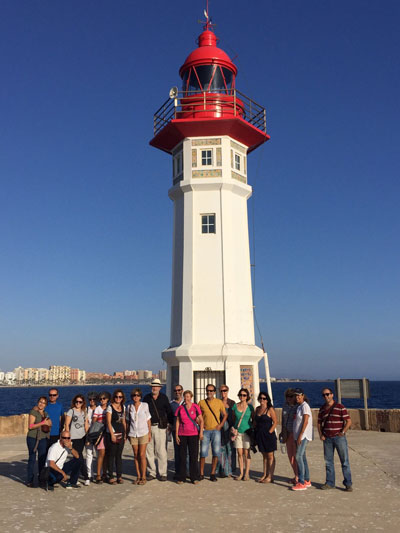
[{"left": 0, "top": 1, "right": 399, "bottom": 379}]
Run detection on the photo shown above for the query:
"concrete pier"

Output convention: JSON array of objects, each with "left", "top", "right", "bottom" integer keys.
[{"left": 0, "top": 429, "right": 399, "bottom": 532}]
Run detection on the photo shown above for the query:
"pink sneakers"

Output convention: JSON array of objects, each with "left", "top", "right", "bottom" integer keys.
[
  {"left": 291, "top": 482, "right": 307, "bottom": 491},
  {"left": 304, "top": 480, "right": 312, "bottom": 488}
]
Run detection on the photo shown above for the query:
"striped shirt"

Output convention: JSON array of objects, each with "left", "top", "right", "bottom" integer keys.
[{"left": 318, "top": 403, "right": 350, "bottom": 437}]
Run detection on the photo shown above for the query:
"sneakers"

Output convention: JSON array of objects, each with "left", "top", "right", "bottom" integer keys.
[
  {"left": 65, "top": 483, "right": 81, "bottom": 489},
  {"left": 291, "top": 482, "right": 307, "bottom": 491},
  {"left": 159, "top": 476, "right": 167, "bottom": 482},
  {"left": 320, "top": 483, "right": 335, "bottom": 490},
  {"left": 210, "top": 474, "right": 218, "bottom": 482},
  {"left": 84, "top": 479, "right": 91, "bottom": 486},
  {"left": 345, "top": 485, "right": 353, "bottom": 492},
  {"left": 304, "top": 480, "right": 312, "bottom": 488}
]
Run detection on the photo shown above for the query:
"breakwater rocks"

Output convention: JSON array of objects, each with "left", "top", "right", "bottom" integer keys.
[{"left": 1, "top": 408, "right": 399, "bottom": 438}]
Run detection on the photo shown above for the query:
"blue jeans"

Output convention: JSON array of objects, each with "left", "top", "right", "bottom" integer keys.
[
  {"left": 49, "top": 458, "right": 80, "bottom": 486},
  {"left": 323, "top": 435, "right": 352, "bottom": 487},
  {"left": 295, "top": 438, "right": 310, "bottom": 484},
  {"left": 26, "top": 436, "right": 48, "bottom": 483},
  {"left": 200, "top": 430, "right": 221, "bottom": 458}
]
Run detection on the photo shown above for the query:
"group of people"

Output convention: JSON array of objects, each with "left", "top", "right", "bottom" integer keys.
[{"left": 26, "top": 380, "right": 353, "bottom": 491}]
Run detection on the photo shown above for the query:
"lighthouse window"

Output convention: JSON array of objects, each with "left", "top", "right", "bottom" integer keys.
[
  {"left": 201, "top": 214, "right": 216, "bottom": 234},
  {"left": 184, "top": 65, "right": 235, "bottom": 94},
  {"left": 234, "top": 153, "right": 241, "bottom": 171},
  {"left": 201, "top": 149, "right": 212, "bottom": 166}
]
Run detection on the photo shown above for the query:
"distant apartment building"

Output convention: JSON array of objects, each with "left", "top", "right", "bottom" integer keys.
[
  {"left": 137, "top": 370, "right": 152, "bottom": 380},
  {"left": 0, "top": 371, "right": 4, "bottom": 382},
  {"left": 49, "top": 365, "right": 71, "bottom": 383},
  {"left": 14, "top": 367, "right": 25, "bottom": 382},
  {"left": 159, "top": 370, "right": 167, "bottom": 382},
  {"left": 5, "top": 372, "right": 16, "bottom": 384},
  {"left": 113, "top": 372, "right": 124, "bottom": 380},
  {"left": 38, "top": 368, "right": 49, "bottom": 382}
]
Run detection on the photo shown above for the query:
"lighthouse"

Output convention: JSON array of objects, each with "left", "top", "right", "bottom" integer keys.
[{"left": 150, "top": 12, "right": 270, "bottom": 402}]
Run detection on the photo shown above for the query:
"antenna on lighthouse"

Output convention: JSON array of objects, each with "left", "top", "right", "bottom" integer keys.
[{"left": 198, "top": 0, "right": 215, "bottom": 31}]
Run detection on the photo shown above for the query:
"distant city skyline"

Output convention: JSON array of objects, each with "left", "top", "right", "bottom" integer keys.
[{"left": 0, "top": 2, "right": 399, "bottom": 381}]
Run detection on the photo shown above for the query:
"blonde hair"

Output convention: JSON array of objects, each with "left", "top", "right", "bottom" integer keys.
[{"left": 183, "top": 390, "right": 193, "bottom": 398}]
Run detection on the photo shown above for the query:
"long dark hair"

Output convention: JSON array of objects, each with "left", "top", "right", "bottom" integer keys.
[{"left": 258, "top": 392, "right": 273, "bottom": 409}]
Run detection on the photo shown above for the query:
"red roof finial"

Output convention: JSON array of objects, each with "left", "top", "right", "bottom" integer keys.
[{"left": 201, "top": 0, "right": 215, "bottom": 32}]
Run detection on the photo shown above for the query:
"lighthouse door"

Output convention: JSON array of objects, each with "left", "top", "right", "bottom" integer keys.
[{"left": 194, "top": 371, "right": 226, "bottom": 404}]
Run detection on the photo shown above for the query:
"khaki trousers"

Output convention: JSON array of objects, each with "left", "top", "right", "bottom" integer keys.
[{"left": 146, "top": 425, "right": 168, "bottom": 477}]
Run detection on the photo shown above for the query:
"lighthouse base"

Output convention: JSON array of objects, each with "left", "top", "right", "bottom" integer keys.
[{"left": 162, "top": 344, "right": 263, "bottom": 403}]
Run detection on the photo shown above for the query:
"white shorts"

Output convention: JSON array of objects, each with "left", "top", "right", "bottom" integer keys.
[{"left": 234, "top": 432, "right": 251, "bottom": 449}]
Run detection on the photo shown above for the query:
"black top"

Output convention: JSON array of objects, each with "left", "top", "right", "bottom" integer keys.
[{"left": 143, "top": 392, "right": 173, "bottom": 425}]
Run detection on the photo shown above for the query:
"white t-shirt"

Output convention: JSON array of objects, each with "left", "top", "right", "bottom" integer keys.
[
  {"left": 127, "top": 402, "right": 151, "bottom": 438},
  {"left": 45, "top": 441, "right": 69, "bottom": 469},
  {"left": 293, "top": 402, "right": 313, "bottom": 441},
  {"left": 93, "top": 405, "right": 107, "bottom": 423}
]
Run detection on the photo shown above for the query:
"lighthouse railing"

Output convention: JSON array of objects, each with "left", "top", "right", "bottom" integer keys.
[{"left": 153, "top": 89, "right": 267, "bottom": 136}]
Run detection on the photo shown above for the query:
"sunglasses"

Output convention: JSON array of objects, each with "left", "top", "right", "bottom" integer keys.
[
  {"left": 75, "top": 400, "right": 83, "bottom": 404},
  {"left": 260, "top": 397, "right": 267, "bottom": 400},
  {"left": 99, "top": 397, "right": 108, "bottom": 400},
  {"left": 49, "top": 394, "right": 58, "bottom": 397},
  {"left": 239, "top": 394, "right": 248, "bottom": 397},
  {"left": 61, "top": 436, "right": 71, "bottom": 440},
  {"left": 322, "top": 393, "right": 332, "bottom": 397},
  {"left": 206, "top": 389, "right": 215, "bottom": 393},
  {"left": 174, "top": 389, "right": 183, "bottom": 392},
  {"left": 131, "top": 394, "right": 141, "bottom": 397},
  {"left": 220, "top": 389, "right": 228, "bottom": 392},
  {"left": 115, "top": 395, "right": 123, "bottom": 399}
]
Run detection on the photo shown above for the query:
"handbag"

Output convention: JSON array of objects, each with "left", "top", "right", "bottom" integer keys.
[
  {"left": 87, "top": 420, "right": 105, "bottom": 445},
  {"left": 230, "top": 406, "right": 247, "bottom": 442}
]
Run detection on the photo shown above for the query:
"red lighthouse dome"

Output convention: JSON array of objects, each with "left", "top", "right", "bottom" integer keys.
[{"left": 150, "top": 20, "right": 269, "bottom": 154}]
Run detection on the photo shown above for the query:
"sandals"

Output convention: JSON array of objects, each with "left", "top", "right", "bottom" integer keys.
[
  {"left": 95, "top": 476, "right": 103, "bottom": 484},
  {"left": 138, "top": 478, "right": 146, "bottom": 485},
  {"left": 117, "top": 478, "right": 124, "bottom": 484},
  {"left": 108, "top": 478, "right": 117, "bottom": 485},
  {"left": 234, "top": 475, "right": 243, "bottom": 481}
]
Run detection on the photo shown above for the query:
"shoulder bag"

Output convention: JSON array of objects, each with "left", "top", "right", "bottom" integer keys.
[
  {"left": 230, "top": 406, "right": 248, "bottom": 442},
  {"left": 181, "top": 403, "right": 200, "bottom": 432}
]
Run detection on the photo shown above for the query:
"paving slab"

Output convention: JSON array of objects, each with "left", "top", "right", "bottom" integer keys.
[{"left": 0, "top": 429, "right": 399, "bottom": 532}]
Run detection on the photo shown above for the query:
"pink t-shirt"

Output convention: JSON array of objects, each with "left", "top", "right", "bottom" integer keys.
[{"left": 176, "top": 403, "right": 201, "bottom": 436}]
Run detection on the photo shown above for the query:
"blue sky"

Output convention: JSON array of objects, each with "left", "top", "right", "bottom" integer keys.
[{"left": 0, "top": 1, "right": 399, "bottom": 379}]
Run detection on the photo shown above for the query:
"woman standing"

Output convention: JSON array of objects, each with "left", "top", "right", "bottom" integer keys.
[
  {"left": 279, "top": 388, "right": 298, "bottom": 484},
  {"left": 65, "top": 394, "right": 89, "bottom": 484},
  {"left": 93, "top": 391, "right": 110, "bottom": 483},
  {"left": 106, "top": 389, "right": 127, "bottom": 484},
  {"left": 175, "top": 390, "right": 204, "bottom": 484},
  {"left": 232, "top": 388, "right": 254, "bottom": 481},
  {"left": 292, "top": 388, "right": 313, "bottom": 491},
  {"left": 85, "top": 391, "right": 98, "bottom": 485},
  {"left": 126, "top": 388, "right": 151, "bottom": 485},
  {"left": 26, "top": 396, "right": 51, "bottom": 487},
  {"left": 217, "top": 384, "right": 235, "bottom": 478},
  {"left": 254, "top": 392, "right": 277, "bottom": 483}
]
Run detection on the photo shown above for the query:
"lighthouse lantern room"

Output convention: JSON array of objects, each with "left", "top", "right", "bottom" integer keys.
[{"left": 150, "top": 10, "right": 270, "bottom": 402}]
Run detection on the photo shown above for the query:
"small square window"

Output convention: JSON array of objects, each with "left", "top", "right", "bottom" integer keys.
[
  {"left": 234, "top": 153, "right": 241, "bottom": 171},
  {"left": 201, "top": 214, "right": 216, "bottom": 234},
  {"left": 201, "top": 149, "right": 212, "bottom": 166}
]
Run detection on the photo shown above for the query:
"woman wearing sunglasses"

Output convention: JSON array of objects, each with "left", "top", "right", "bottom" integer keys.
[
  {"left": 217, "top": 385, "right": 235, "bottom": 478},
  {"left": 105, "top": 389, "right": 127, "bottom": 484},
  {"left": 65, "top": 394, "right": 89, "bottom": 484},
  {"left": 232, "top": 388, "right": 254, "bottom": 481},
  {"left": 93, "top": 391, "right": 110, "bottom": 483},
  {"left": 126, "top": 388, "right": 151, "bottom": 485},
  {"left": 254, "top": 392, "right": 277, "bottom": 483}
]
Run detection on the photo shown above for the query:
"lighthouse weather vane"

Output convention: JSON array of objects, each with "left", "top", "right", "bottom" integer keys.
[{"left": 199, "top": 0, "right": 215, "bottom": 31}]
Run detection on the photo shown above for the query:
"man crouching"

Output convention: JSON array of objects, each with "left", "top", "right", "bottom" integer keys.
[{"left": 46, "top": 430, "right": 81, "bottom": 489}]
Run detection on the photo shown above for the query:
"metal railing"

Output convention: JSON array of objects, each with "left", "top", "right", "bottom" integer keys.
[{"left": 153, "top": 89, "right": 267, "bottom": 136}]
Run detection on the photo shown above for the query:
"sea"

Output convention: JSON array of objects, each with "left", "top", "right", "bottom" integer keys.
[{"left": 0, "top": 381, "right": 399, "bottom": 417}]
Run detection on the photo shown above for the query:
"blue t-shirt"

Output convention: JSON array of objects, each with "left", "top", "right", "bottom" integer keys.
[{"left": 46, "top": 402, "right": 64, "bottom": 436}]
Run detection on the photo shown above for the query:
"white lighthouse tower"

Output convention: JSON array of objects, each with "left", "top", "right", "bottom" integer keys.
[{"left": 150, "top": 13, "right": 270, "bottom": 402}]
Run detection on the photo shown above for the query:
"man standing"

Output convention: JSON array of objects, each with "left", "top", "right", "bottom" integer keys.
[
  {"left": 198, "top": 384, "right": 228, "bottom": 482},
  {"left": 143, "top": 379, "right": 173, "bottom": 481},
  {"left": 46, "top": 388, "right": 64, "bottom": 448},
  {"left": 318, "top": 387, "right": 353, "bottom": 491},
  {"left": 170, "top": 384, "right": 184, "bottom": 480},
  {"left": 45, "top": 430, "right": 81, "bottom": 490}
]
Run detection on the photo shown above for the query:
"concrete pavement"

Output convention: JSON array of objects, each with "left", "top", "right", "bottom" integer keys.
[{"left": 0, "top": 429, "right": 399, "bottom": 532}]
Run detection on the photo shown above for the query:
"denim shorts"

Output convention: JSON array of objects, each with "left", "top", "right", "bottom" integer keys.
[{"left": 200, "top": 429, "right": 221, "bottom": 458}]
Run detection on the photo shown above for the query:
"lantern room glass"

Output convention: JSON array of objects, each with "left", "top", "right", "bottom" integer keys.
[{"left": 183, "top": 65, "right": 234, "bottom": 94}]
